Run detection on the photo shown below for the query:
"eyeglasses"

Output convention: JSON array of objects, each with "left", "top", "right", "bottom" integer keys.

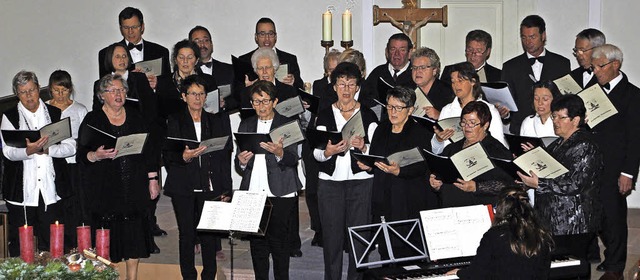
[
  {"left": 411, "top": 65, "right": 433, "bottom": 71},
  {"left": 256, "top": 31, "right": 276, "bottom": 38},
  {"left": 335, "top": 83, "right": 358, "bottom": 90},
  {"left": 465, "top": 48, "right": 488, "bottom": 56},
  {"left": 186, "top": 92, "right": 206, "bottom": 97},
  {"left": 256, "top": 65, "right": 274, "bottom": 72},
  {"left": 550, "top": 114, "right": 571, "bottom": 121},
  {"left": 572, "top": 47, "right": 595, "bottom": 56},
  {"left": 386, "top": 104, "right": 409, "bottom": 112},
  {"left": 192, "top": 38, "right": 211, "bottom": 45},
  {"left": 251, "top": 99, "right": 273, "bottom": 106},
  {"left": 589, "top": 60, "right": 615, "bottom": 72},
  {"left": 459, "top": 121, "right": 481, "bottom": 128},
  {"left": 105, "top": 88, "right": 126, "bottom": 95},
  {"left": 17, "top": 88, "right": 38, "bottom": 96},
  {"left": 120, "top": 25, "right": 141, "bottom": 31}
]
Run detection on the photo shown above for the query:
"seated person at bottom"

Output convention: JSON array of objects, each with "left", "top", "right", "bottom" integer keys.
[
  {"left": 236, "top": 80, "right": 303, "bottom": 280},
  {"left": 429, "top": 101, "right": 515, "bottom": 207},
  {"left": 447, "top": 186, "right": 553, "bottom": 279}
]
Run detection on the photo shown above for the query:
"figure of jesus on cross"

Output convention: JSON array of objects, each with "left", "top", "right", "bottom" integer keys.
[{"left": 373, "top": 0, "right": 448, "bottom": 47}]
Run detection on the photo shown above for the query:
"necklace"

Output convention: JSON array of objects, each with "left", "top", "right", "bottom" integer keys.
[{"left": 336, "top": 101, "right": 358, "bottom": 112}]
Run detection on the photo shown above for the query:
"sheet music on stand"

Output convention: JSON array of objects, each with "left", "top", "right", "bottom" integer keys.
[{"left": 348, "top": 217, "right": 428, "bottom": 268}]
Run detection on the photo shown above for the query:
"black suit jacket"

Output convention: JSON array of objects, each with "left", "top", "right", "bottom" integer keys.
[
  {"left": 441, "top": 63, "right": 502, "bottom": 86},
  {"left": 162, "top": 109, "right": 232, "bottom": 197},
  {"left": 236, "top": 113, "right": 302, "bottom": 196},
  {"left": 589, "top": 73, "right": 640, "bottom": 186},
  {"left": 501, "top": 50, "right": 570, "bottom": 133},
  {"left": 239, "top": 48, "right": 304, "bottom": 90},
  {"left": 199, "top": 59, "right": 238, "bottom": 111},
  {"left": 416, "top": 78, "right": 455, "bottom": 112},
  {"left": 364, "top": 63, "right": 416, "bottom": 102},
  {"left": 98, "top": 39, "right": 171, "bottom": 78},
  {"left": 570, "top": 67, "right": 598, "bottom": 89},
  {"left": 155, "top": 71, "right": 218, "bottom": 123}
]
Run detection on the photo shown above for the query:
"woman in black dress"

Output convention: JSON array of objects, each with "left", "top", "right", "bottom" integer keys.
[
  {"left": 163, "top": 75, "right": 232, "bottom": 280},
  {"left": 77, "top": 74, "right": 159, "bottom": 280}
]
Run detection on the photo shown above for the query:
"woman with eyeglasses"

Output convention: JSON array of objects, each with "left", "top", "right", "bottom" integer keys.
[
  {"left": 429, "top": 101, "right": 515, "bottom": 207},
  {"left": 163, "top": 75, "right": 232, "bottom": 280},
  {"left": 313, "top": 61, "right": 379, "bottom": 280},
  {"left": 239, "top": 47, "right": 297, "bottom": 111},
  {"left": 46, "top": 70, "right": 88, "bottom": 250},
  {"left": 77, "top": 74, "right": 160, "bottom": 280},
  {"left": 236, "top": 80, "right": 303, "bottom": 280},
  {"left": 518, "top": 95, "right": 602, "bottom": 275},
  {"left": 431, "top": 62, "right": 507, "bottom": 155},
  {"left": 356, "top": 86, "right": 436, "bottom": 259}
]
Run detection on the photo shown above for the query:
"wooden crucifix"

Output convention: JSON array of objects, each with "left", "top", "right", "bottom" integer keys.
[{"left": 373, "top": 0, "right": 448, "bottom": 47}]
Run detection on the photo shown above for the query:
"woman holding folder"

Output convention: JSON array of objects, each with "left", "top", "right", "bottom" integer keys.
[
  {"left": 162, "top": 75, "right": 232, "bottom": 280},
  {"left": 235, "top": 80, "right": 302, "bottom": 280},
  {"left": 77, "top": 74, "right": 159, "bottom": 280},
  {"left": 429, "top": 101, "right": 514, "bottom": 207}
]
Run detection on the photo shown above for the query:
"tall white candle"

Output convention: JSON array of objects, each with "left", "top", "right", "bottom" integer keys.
[
  {"left": 342, "top": 9, "right": 352, "bottom": 41},
  {"left": 322, "top": 10, "right": 332, "bottom": 41}
]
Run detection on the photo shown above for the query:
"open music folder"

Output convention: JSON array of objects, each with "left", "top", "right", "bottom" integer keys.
[
  {"left": 79, "top": 124, "right": 148, "bottom": 159},
  {"left": 1, "top": 117, "right": 71, "bottom": 150},
  {"left": 196, "top": 190, "right": 272, "bottom": 235}
]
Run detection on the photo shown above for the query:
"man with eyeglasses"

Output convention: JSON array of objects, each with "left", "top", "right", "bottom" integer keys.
[
  {"left": 98, "top": 7, "right": 170, "bottom": 89},
  {"left": 501, "top": 15, "right": 570, "bottom": 134},
  {"left": 588, "top": 44, "right": 640, "bottom": 280},
  {"left": 1, "top": 71, "right": 76, "bottom": 258},
  {"left": 441, "top": 30, "right": 502, "bottom": 86},
  {"left": 238, "top": 17, "right": 304, "bottom": 90},
  {"left": 364, "top": 33, "right": 417, "bottom": 103},
  {"left": 569, "top": 29, "right": 605, "bottom": 89},
  {"left": 409, "top": 47, "right": 453, "bottom": 119}
]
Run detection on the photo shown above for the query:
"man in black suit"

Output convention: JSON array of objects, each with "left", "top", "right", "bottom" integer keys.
[
  {"left": 410, "top": 47, "right": 454, "bottom": 119},
  {"left": 441, "top": 30, "right": 501, "bottom": 86},
  {"left": 238, "top": 18, "right": 303, "bottom": 90},
  {"left": 97, "top": 7, "right": 170, "bottom": 90},
  {"left": 590, "top": 44, "right": 640, "bottom": 279},
  {"left": 189, "top": 25, "right": 238, "bottom": 111},
  {"left": 570, "top": 28, "right": 606, "bottom": 89},
  {"left": 364, "top": 33, "right": 416, "bottom": 103},
  {"left": 501, "top": 15, "right": 570, "bottom": 134}
]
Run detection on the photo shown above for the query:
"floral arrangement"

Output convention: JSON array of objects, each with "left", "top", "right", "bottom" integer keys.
[{"left": 0, "top": 252, "right": 118, "bottom": 280}]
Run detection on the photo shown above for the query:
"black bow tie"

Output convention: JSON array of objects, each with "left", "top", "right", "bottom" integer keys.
[
  {"left": 200, "top": 61, "right": 213, "bottom": 68},
  {"left": 584, "top": 68, "right": 593, "bottom": 75},
  {"left": 529, "top": 56, "right": 545, "bottom": 65},
  {"left": 127, "top": 42, "right": 143, "bottom": 51},
  {"left": 602, "top": 83, "right": 610, "bottom": 90}
]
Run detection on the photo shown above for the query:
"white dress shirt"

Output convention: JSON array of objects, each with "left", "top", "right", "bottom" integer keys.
[
  {"left": 125, "top": 39, "right": 144, "bottom": 63},
  {"left": 46, "top": 100, "right": 87, "bottom": 163}
]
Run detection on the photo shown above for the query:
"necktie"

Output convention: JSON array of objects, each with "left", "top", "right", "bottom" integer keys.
[
  {"left": 602, "top": 83, "right": 610, "bottom": 90},
  {"left": 528, "top": 56, "right": 545, "bottom": 65},
  {"left": 127, "top": 42, "right": 143, "bottom": 51},
  {"left": 392, "top": 69, "right": 400, "bottom": 81},
  {"left": 584, "top": 68, "right": 592, "bottom": 75}
]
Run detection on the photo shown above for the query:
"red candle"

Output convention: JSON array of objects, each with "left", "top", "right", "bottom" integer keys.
[
  {"left": 50, "top": 221, "right": 64, "bottom": 258},
  {"left": 19, "top": 225, "right": 34, "bottom": 263},
  {"left": 76, "top": 224, "right": 91, "bottom": 254},
  {"left": 96, "top": 228, "right": 110, "bottom": 260}
]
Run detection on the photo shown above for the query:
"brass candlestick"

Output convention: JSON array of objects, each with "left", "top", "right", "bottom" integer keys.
[
  {"left": 321, "top": 40, "right": 334, "bottom": 54},
  {"left": 341, "top": 40, "right": 353, "bottom": 50}
]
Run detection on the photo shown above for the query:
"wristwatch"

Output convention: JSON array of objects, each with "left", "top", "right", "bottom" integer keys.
[{"left": 148, "top": 176, "right": 159, "bottom": 181}]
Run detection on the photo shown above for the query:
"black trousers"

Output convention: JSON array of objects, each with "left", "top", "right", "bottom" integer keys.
[
  {"left": 249, "top": 196, "right": 297, "bottom": 280},
  {"left": 599, "top": 182, "right": 628, "bottom": 272},
  {"left": 302, "top": 142, "right": 321, "bottom": 234},
  {"left": 287, "top": 193, "right": 301, "bottom": 252},
  {"left": 171, "top": 192, "right": 219, "bottom": 280},
  {"left": 7, "top": 195, "right": 63, "bottom": 257}
]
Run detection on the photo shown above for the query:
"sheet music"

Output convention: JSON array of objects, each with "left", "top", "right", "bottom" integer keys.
[
  {"left": 342, "top": 110, "right": 365, "bottom": 142},
  {"left": 577, "top": 84, "right": 618, "bottom": 128},
  {"left": 450, "top": 143, "right": 494, "bottom": 181},
  {"left": 199, "top": 135, "right": 230, "bottom": 154},
  {"left": 39, "top": 117, "right": 72, "bottom": 150},
  {"left": 218, "top": 84, "right": 232, "bottom": 98},
  {"left": 269, "top": 120, "right": 305, "bottom": 148},
  {"left": 513, "top": 146, "right": 568, "bottom": 179},
  {"left": 275, "top": 64, "right": 289, "bottom": 81},
  {"left": 412, "top": 87, "right": 434, "bottom": 117},
  {"left": 554, "top": 74, "right": 583, "bottom": 95},
  {"left": 437, "top": 117, "right": 463, "bottom": 143},
  {"left": 197, "top": 201, "right": 234, "bottom": 231},
  {"left": 229, "top": 191, "right": 268, "bottom": 232},
  {"left": 387, "top": 147, "right": 424, "bottom": 167},
  {"left": 114, "top": 133, "right": 148, "bottom": 159},
  {"left": 420, "top": 205, "right": 492, "bottom": 260},
  {"left": 275, "top": 96, "right": 304, "bottom": 117},
  {"left": 481, "top": 82, "right": 518, "bottom": 112},
  {"left": 134, "top": 58, "right": 162, "bottom": 76},
  {"left": 203, "top": 89, "right": 220, "bottom": 114}
]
